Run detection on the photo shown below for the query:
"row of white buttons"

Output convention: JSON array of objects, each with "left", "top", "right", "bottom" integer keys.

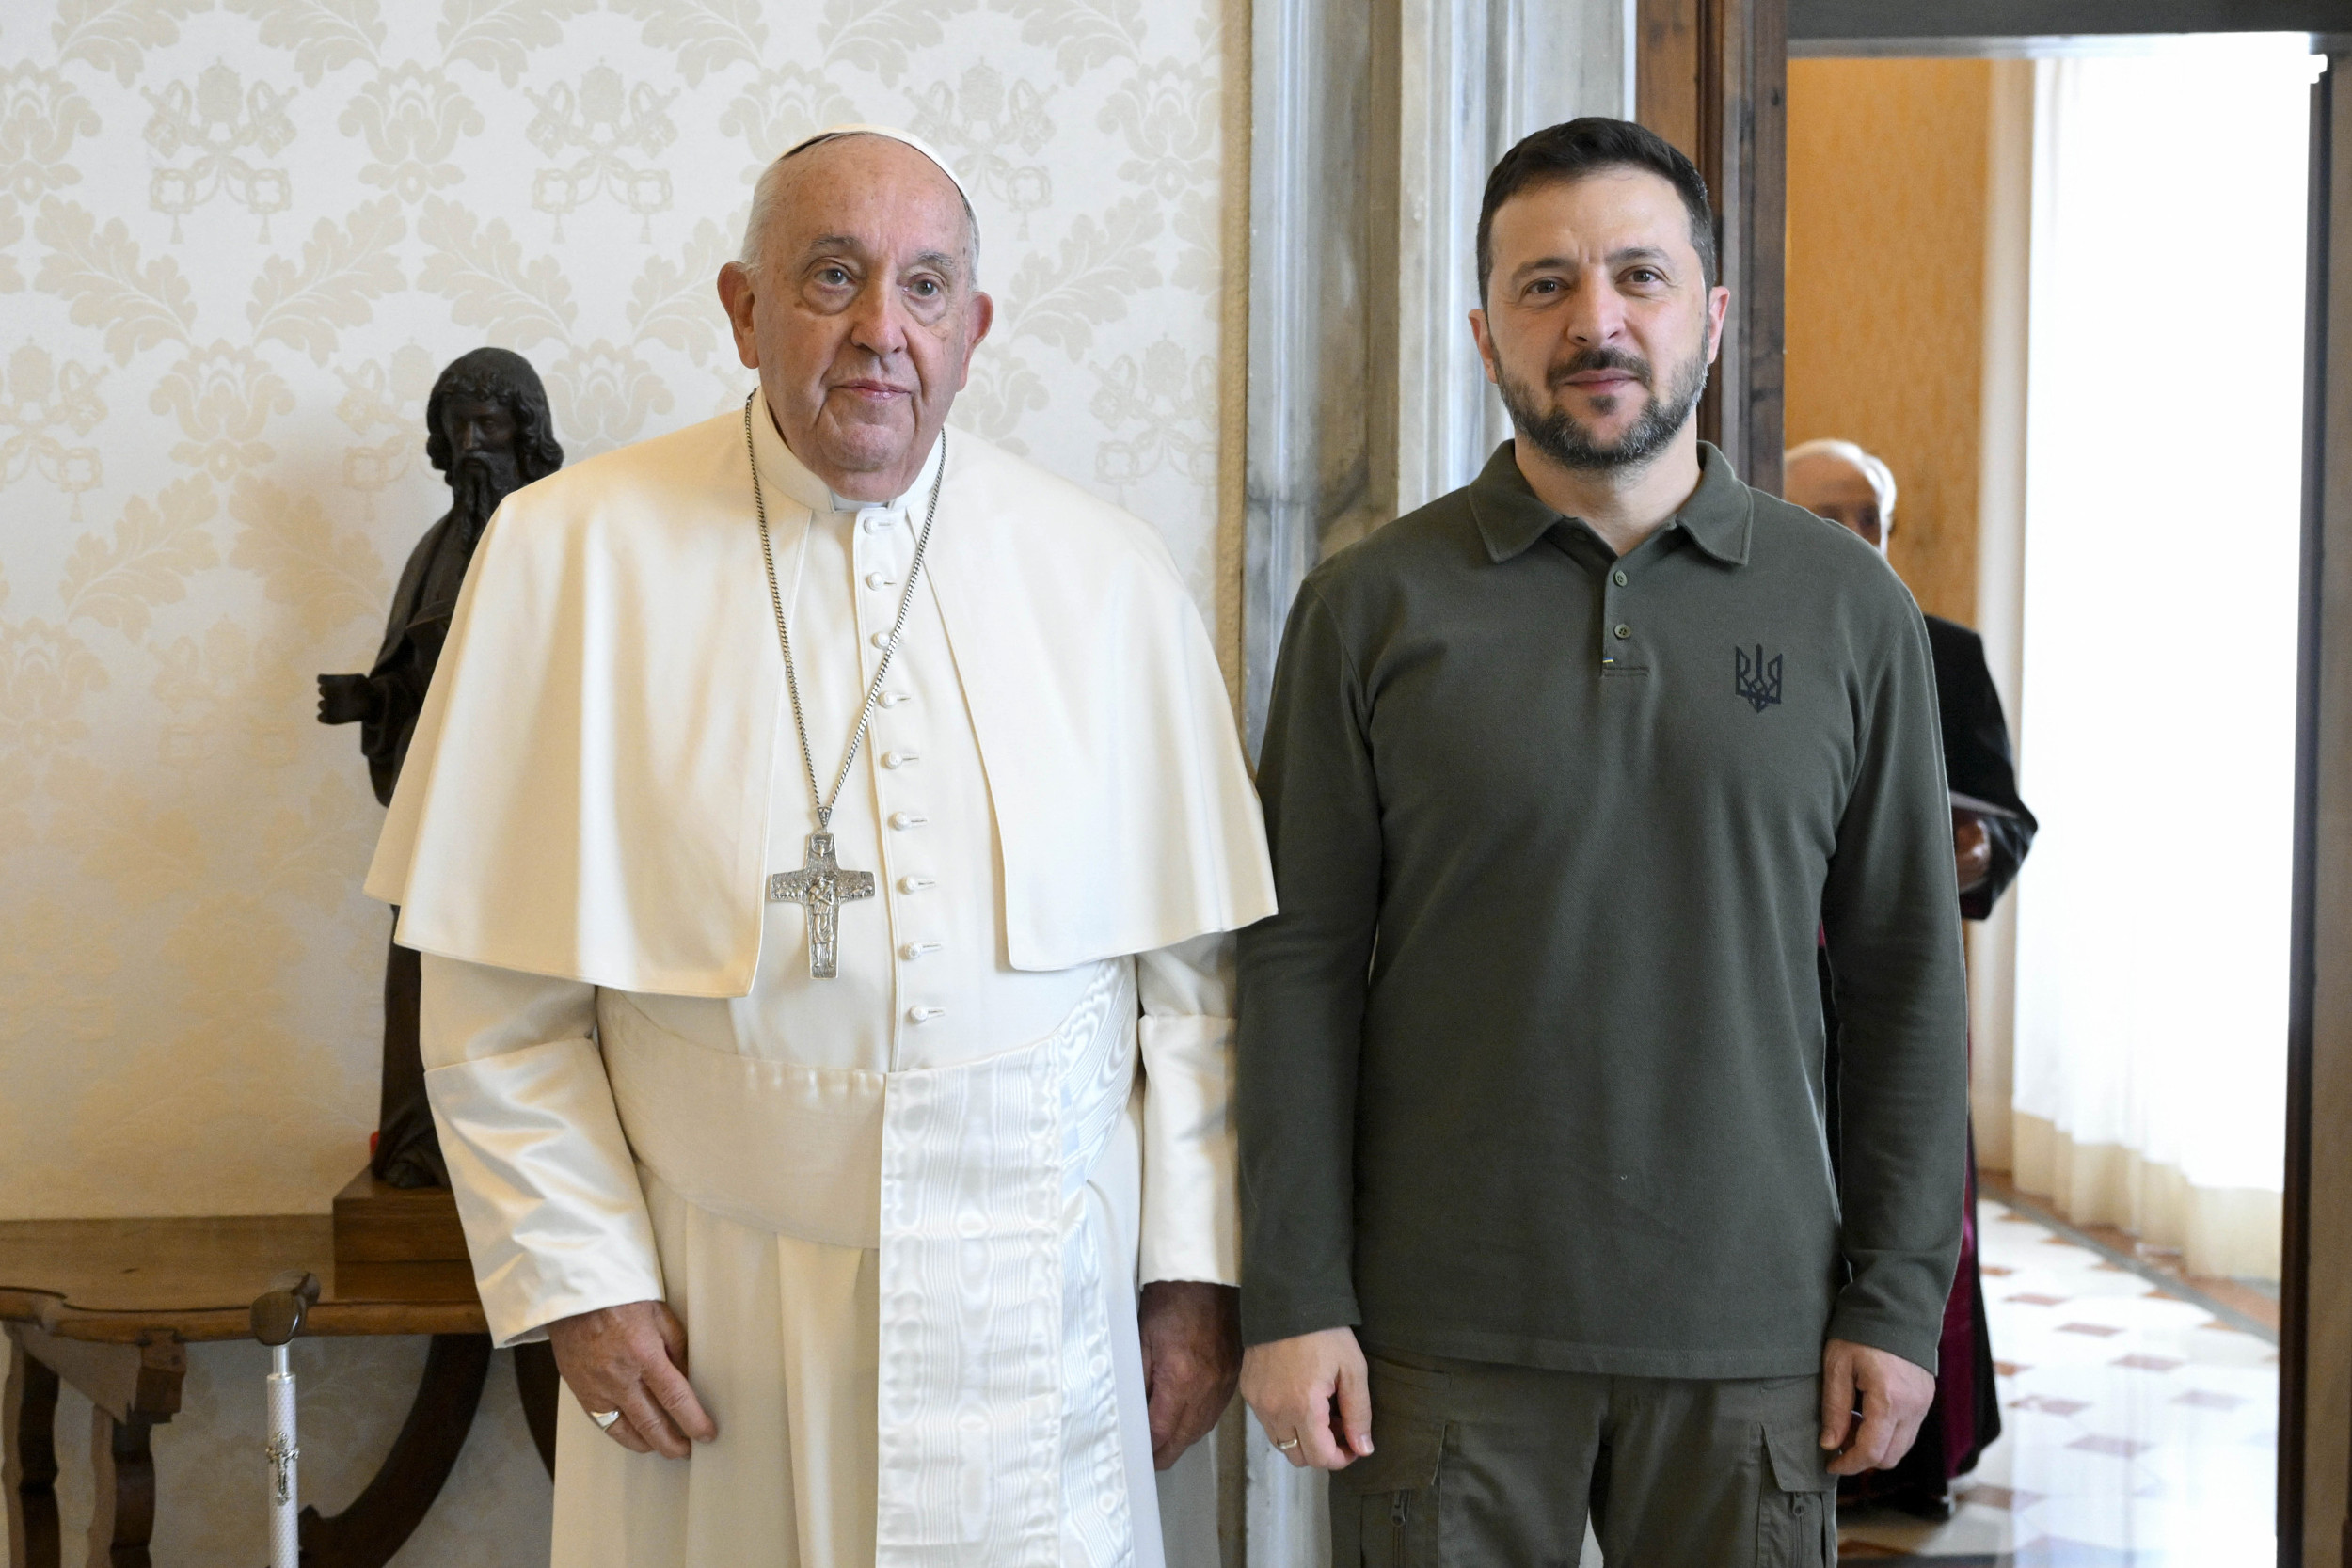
[{"left": 859, "top": 511, "right": 948, "bottom": 1026}]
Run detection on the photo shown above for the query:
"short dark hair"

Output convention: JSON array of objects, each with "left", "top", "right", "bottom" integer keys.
[
  {"left": 424, "top": 346, "right": 564, "bottom": 485},
  {"left": 1476, "top": 118, "right": 1717, "bottom": 303}
]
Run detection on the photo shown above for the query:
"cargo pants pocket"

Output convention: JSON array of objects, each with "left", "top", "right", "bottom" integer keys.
[
  {"left": 1755, "top": 1422, "right": 1837, "bottom": 1568},
  {"left": 1329, "top": 1418, "right": 1447, "bottom": 1567}
]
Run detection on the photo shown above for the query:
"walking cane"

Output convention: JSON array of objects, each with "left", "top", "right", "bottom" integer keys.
[{"left": 250, "top": 1270, "right": 322, "bottom": 1568}]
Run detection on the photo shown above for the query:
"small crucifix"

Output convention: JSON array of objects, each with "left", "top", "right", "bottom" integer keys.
[{"left": 768, "top": 831, "right": 876, "bottom": 979}]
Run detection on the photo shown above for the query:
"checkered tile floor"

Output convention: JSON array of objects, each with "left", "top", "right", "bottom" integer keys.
[{"left": 1836, "top": 1203, "right": 2278, "bottom": 1565}]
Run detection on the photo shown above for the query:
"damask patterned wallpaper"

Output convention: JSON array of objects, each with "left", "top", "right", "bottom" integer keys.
[
  {"left": 2, "top": 0, "right": 1232, "bottom": 1216},
  {"left": 2, "top": 0, "right": 1236, "bottom": 1558}
]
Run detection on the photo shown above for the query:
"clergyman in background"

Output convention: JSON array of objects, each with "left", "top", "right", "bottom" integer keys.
[
  {"left": 317, "top": 346, "right": 564, "bottom": 1189},
  {"left": 1235, "top": 118, "right": 1970, "bottom": 1567},
  {"left": 1786, "top": 436, "right": 2040, "bottom": 1519},
  {"left": 368, "top": 126, "right": 1273, "bottom": 1566}
]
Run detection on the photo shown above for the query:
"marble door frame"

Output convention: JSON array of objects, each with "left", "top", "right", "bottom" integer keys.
[
  {"left": 1228, "top": 1, "right": 1636, "bottom": 1560},
  {"left": 1238, "top": 0, "right": 1638, "bottom": 752}
]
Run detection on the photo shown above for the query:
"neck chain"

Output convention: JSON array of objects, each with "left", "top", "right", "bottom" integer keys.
[{"left": 746, "top": 392, "right": 946, "bottom": 832}]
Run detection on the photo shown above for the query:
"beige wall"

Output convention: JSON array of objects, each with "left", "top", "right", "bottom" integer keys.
[
  {"left": 1, "top": 0, "right": 1235, "bottom": 1559},
  {"left": 1785, "top": 57, "right": 1993, "bottom": 628}
]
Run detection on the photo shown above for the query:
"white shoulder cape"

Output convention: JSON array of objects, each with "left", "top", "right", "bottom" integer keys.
[{"left": 365, "top": 409, "right": 1276, "bottom": 997}]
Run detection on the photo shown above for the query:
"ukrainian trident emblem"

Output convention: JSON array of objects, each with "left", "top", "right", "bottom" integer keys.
[{"left": 1735, "top": 644, "right": 1784, "bottom": 712}]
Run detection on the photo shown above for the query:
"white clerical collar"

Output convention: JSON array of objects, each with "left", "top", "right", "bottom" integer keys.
[{"left": 749, "top": 391, "right": 945, "bottom": 518}]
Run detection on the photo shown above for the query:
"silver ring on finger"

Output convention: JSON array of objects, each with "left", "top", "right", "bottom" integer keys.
[
  {"left": 591, "top": 1409, "right": 623, "bottom": 1432},
  {"left": 1274, "top": 1435, "right": 1300, "bottom": 1452}
]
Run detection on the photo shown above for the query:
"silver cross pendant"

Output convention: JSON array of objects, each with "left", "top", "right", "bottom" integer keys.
[{"left": 768, "top": 832, "right": 877, "bottom": 979}]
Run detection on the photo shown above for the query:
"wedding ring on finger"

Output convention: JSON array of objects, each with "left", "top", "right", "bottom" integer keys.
[
  {"left": 1274, "top": 1435, "right": 1300, "bottom": 1452},
  {"left": 591, "top": 1409, "right": 623, "bottom": 1432}
]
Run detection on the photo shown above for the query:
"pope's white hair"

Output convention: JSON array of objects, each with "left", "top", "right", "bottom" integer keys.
[
  {"left": 1784, "top": 437, "right": 1899, "bottom": 524},
  {"left": 736, "top": 135, "right": 981, "bottom": 282}
]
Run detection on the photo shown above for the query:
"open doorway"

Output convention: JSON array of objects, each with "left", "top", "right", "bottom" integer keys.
[{"left": 1783, "top": 35, "right": 2316, "bottom": 1564}]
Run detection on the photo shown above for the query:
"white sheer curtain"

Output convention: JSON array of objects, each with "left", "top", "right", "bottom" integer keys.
[{"left": 2010, "top": 40, "right": 2314, "bottom": 1281}]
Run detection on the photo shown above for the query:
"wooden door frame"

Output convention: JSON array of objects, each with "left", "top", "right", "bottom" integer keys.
[
  {"left": 2299, "top": 41, "right": 2352, "bottom": 1568},
  {"left": 1635, "top": 0, "right": 1788, "bottom": 495},
  {"left": 1790, "top": 0, "right": 2352, "bottom": 40},
  {"left": 2285, "top": 50, "right": 2329, "bottom": 1567}
]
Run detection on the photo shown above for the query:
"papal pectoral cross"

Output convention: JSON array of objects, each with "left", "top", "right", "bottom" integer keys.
[{"left": 768, "top": 832, "right": 875, "bottom": 979}]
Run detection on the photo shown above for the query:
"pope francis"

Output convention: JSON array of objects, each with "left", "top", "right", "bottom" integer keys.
[{"left": 365, "top": 125, "right": 1276, "bottom": 1567}]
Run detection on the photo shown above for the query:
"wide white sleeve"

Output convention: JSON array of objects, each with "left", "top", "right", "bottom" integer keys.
[
  {"left": 1135, "top": 931, "right": 1240, "bottom": 1287},
  {"left": 421, "top": 955, "right": 666, "bottom": 1347}
]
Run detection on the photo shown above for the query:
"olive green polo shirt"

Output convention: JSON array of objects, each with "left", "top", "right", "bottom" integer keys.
[{"left": 1237, "top": 441, "right": 1969, "bottom": 1377}]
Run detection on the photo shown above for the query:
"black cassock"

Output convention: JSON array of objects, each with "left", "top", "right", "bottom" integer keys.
[
  {"left": 1828, "top": 614, "right": 2037, "bottom": 1513},
  {"left": 1930, "top": 615, "right": 2037, "bottom": 918}
]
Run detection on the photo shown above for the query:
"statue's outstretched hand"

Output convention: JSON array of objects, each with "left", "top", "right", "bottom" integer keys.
[
  {"left": 316, "top": 673, "right": 377, "bottom": 726},
  {"left": 546, "top": 1300, "right": 718, "bottom": 1459}
]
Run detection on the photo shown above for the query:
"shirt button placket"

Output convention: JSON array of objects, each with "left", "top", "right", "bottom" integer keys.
[{"left": 1601, "top": 562, "right": 1629, "bottom": 670}]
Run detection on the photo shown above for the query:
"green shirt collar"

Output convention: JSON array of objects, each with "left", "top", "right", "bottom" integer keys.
[{"left": 1468, "top": 439, "right": 1754, "bottom": 567}]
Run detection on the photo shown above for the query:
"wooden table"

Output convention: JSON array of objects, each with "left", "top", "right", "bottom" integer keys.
[{"left": 1, "top": 1214, "right": 557, "bottom": 1568}]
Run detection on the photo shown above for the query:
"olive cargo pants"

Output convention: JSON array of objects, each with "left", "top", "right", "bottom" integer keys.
[{"left": 1329, "top": 1351, "right": 1838, "bottom": 1568}]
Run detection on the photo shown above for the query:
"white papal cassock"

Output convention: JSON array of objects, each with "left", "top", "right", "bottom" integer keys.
[{"left": 366, "top": 397, "right": 1277, "bottom": 1567}]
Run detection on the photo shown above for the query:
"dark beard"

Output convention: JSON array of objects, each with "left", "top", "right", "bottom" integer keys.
[
  {"left": 449, "top": 453, "right": 521, "bottom": 546},
  {"left": 1498, "top": 336, "right": 1710, "bottom": 473}
]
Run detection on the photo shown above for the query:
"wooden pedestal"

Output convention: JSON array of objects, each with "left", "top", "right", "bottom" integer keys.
[{"left": 330, "top": 1168, "right": 478, "bottom": 1302}]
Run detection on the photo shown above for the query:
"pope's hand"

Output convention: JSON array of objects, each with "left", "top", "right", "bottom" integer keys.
[
  {"left": 1820, "top": 1337, "right": 1935, "bottom": 1475},
  {"left": 1239, "top": 1326, "right": 1372, "bottom": 1470},
  {"left": 546, "top": 1300, "right": 718, "bottom": 1459},
  {"left": 1138, "top": 1280, "right": 1241, "bottom": 1469}
]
